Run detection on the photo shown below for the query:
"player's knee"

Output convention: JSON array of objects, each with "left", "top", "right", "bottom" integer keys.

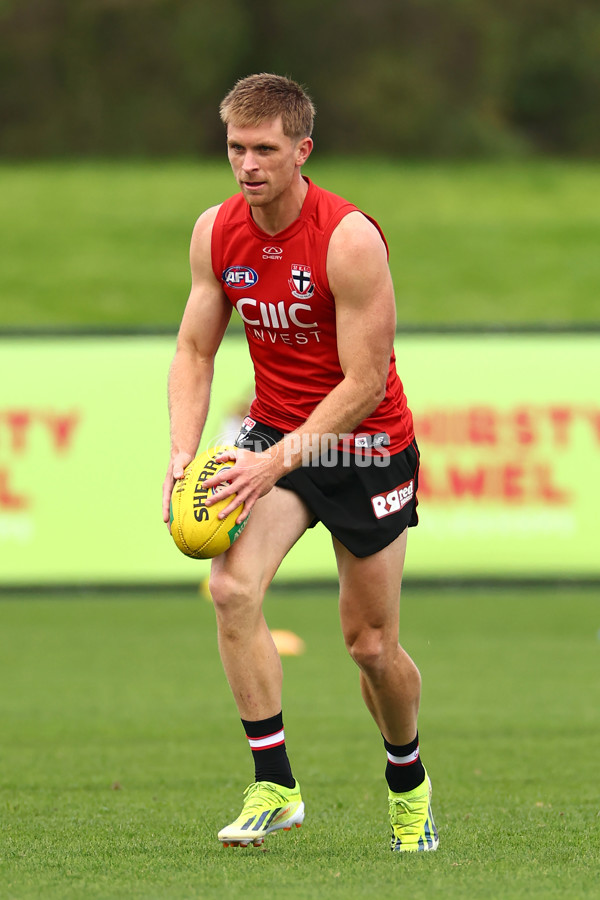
[
  {"left": 344, "top": 627, "right": 388, "bottom": 675},
  {"left": 208, "top": 567, "right": 256, "bottom": 614}
]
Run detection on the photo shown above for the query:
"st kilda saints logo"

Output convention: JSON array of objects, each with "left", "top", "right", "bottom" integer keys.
[{"left": 289, "top": 264, "right": 315, "bottom": 300}]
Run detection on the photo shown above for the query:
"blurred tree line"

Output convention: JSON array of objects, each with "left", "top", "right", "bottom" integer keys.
[{"left": 1, "top": 0, "right": 599, "bottom": 158}]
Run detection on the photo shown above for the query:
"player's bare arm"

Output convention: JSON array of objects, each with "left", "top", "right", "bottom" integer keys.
[
  {"left": 204, "top": 211, "right": 395, "bottom": 520},
  {"left": 289, "top": 210, "right": 396, "bottom": 450},
  {"left": 161, "top": 206, "right": 232, "bottom": 525}
]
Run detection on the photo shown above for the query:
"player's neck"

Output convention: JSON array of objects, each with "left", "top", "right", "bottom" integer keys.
[{"left": 250, "top": 175, "right": 309, "bottom": 236}]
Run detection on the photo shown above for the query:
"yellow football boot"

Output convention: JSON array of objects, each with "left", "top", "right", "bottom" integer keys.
[
  {"left": 389, "top": 773, "right": 439, "bottom": 851},
  {"left": 218, "top": 780, "right": 304, "bottom": 848}
]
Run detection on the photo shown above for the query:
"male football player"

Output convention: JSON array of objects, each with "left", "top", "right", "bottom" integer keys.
[{"left": 162, "top": 73, "right": 438, "bottom": 852}]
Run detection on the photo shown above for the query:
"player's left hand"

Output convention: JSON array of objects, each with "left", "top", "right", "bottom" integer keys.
[
  {"left": 162, "top": 450, "right": 195, "bottom": 528},
  {"left": 202, "top": 446, "right": 279, "bottom": 523}
]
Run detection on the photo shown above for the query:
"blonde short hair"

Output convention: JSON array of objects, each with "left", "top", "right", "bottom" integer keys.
[{"left": 220, "top": 73, "right": 315, "bottom": 140}]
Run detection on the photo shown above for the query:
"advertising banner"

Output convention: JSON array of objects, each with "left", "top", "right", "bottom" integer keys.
[
  {"left": 0, "top": 332, "right": 598, "bottom": 585},
  {"left": 404, "top": 333, "right": 599, "bottom": 578}
]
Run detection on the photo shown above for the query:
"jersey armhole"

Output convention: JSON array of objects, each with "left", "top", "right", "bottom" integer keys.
[
  {"left": 210, "top": 202, "right": 228, "bottom": 283},
  {"left": 315, "top": 207, "right": 390, "bottom": 298}
]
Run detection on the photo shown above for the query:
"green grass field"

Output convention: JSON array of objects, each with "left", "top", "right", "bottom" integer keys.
[
  {"left": 2, "top": 159, "right": 599, "bottom": 328},
  {"left": 1, "top": 587, "right": 598, "bottom": 899},
  {"left": 2, "top": 160, "right": 598, "bottom": 898}
]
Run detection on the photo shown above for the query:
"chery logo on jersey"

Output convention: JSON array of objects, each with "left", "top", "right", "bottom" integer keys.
[
  {"left": 262, "top": 246, "right": 283, "bottom": 260},
  {"left": 223, "top": 265, "right": 259, "bottom": 288},
  {"left": 371, "top": 479, "right": 414, "bottom": 519},
  {"left": 289, "top": 264, "right": 315, "bottom": 299}
]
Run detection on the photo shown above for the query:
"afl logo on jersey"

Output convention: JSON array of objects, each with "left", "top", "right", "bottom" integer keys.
[{"left": 223, "top": 265, "right": 259, "bottom": 288}]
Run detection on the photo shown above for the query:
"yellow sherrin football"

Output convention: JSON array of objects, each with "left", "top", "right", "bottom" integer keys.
[{"left": 169, "top": 446, "right": 248, "bottom": 559}]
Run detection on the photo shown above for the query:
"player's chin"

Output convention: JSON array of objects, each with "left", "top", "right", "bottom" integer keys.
[{"left": 241, "top": 184, "right": 269, "bottom": 203}]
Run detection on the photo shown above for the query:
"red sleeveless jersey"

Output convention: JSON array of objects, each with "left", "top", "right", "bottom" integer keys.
[{"left": 211, "top": 177, "right": 414, "bottom": 454}]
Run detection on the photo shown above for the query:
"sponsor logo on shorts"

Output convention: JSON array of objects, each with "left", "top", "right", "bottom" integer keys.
[
  {"left": 371, "top": 479, "right": 414, "bottom": 519},
  {"left": 223, "top": 265, "right": 258, "bottom": 288},
  {"left": 282, "top": 433, "right": 391, "bottom": 468},
  {"left": 235, "top": 416, "right": 257, "bottom": 447},
  {"left": 354, "top": 432, "right": 390, "bottom": 449}
]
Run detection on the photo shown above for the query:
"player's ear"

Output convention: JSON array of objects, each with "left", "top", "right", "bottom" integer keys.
[{"left": 295, "top": 137, "right": 313, "bottom": 167}]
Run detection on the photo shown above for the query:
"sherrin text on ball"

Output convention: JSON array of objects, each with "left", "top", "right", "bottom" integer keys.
[{"left": 169, "top": 446, "right": 248, "bottom": 559}]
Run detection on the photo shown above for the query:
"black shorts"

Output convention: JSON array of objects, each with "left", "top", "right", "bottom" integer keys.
[{"left": 235, "top": 420, "right": 420, "bottom": 559}]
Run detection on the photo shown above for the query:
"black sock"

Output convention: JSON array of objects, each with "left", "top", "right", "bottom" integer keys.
[
  {"left": 241, "top": 711, "right": 295, "bottom": 789},
  {"left": 384, "top": 732, "right": 426, "bottom": 793}
]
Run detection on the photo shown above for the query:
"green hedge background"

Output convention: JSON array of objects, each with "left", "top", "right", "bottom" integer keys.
[{"left": 2, "top": 0, "right": 600, "bottom": 158}]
